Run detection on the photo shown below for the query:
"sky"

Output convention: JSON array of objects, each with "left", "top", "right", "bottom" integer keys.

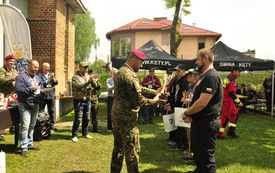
[{"left": 81, "top": 0, "right": 275, "bottom": 63}]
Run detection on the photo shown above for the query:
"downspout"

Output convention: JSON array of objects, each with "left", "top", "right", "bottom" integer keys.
[{"left": 3, "top": 0, "right": 9, "bottom": 5}]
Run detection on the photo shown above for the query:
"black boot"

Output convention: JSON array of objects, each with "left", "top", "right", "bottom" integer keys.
[{"left": 227, "top": 126, "right": 239, "bottom": 138}]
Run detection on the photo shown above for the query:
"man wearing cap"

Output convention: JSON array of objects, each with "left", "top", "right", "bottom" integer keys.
[
  {"left": 111, "top": 49, "right": 166, "bottom": 172},
  {"left": 71, "top": 62, "right": 94, "bottom": 142},
  {"left": 0, "top": 55, "right": 19, "bottom": 97},
  {"left": 87, "top": 67, "right": 102, "bottom": 133},
  {"left": 0, "top": 55, "right": 19, "bottom": 141},
  {"left": 164, "top": 64, "right": 189, "bottom": 152},
  {"left": 38, "top": 62, "right": 58, "bottom": 130},
  {"left": 141, "top": 68, "right": 161, "bottom": 124}
]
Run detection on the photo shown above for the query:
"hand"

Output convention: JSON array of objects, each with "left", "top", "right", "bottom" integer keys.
[
  {"left": 95, "top": 76, "right": 101, "bottom": 82},
  {"left": 164, "top": 103, "right": 170, "bottom": 111},
  {"left": 89, "top": 73, "right": 95, "bottom": 82},
  {"left": 33, "top": 82, "right": 39, "bottom": 91},
  {"left": 153, "top": 94, "right": 167, "bottom": 104},
  {"left": 49, "top": 73, "right": 54, "bottom": 81},
  {"left": 44, "top": 91, "right": 50, "bottom": 95},
  {"left": 181, "top": 98, "right": 190, "bottom": 105},
  {"left": 148, "top": 81, "right": 153, "bottom": 85},
  {"left": 184, "top": 116, "right": 192, "bottom": 123},
  {"left": 238, "top": 102, "right": 243, "bottom": 107},
  {"left": 156, "top": 87, "right": 163, "bottom": 95}
]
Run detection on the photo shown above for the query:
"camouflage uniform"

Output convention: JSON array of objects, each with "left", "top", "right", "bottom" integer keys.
[
  {"left": 71, "top": 71, "right": 92, "bottom": 137},
  {"left": 0, "top": 66, "right": 18, "bottom": 97},
  {"left": 111, "top": 64, "right": 156, "bottom": 173},
  {"left": 90, "top": 80, "right": 101, "bottom": 131}
]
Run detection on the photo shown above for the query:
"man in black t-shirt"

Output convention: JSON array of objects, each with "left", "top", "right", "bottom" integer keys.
[{"left": 183, "top": 49, "right": 223, "bottom": 173}]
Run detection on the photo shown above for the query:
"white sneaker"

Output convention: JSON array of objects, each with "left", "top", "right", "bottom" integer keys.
[
  {"left": 83, "top": 134, "right": 93, "bottom": 139},
  {"left": 72, "top": 137, "right": 78, "bottom": 142}
]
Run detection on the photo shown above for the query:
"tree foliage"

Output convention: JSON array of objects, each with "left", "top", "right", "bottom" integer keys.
[
  {"left": 75, "top": 10, "right": 100, "bottom": 62},
  {"left": 163, "top": 0, "right": 191, "bottom": 57},
  {"left": 90, "top": 59, "right": 106, "bottom": 74}
]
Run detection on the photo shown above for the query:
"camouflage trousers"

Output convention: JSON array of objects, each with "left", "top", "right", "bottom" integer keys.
[
  {"left": 111, "top": 119, "right": 140, "bottom": 173},
  {"left": 90, "top": 102, "right": 98, "bottom": 131}
]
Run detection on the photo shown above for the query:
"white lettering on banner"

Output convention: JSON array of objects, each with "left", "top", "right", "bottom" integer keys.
[
  {"left": 219, "top": 62, "right": 252, "bottom": 68},
  {"left": 143, "top": 60, "right": 171, "bottom": 66},
  {"left": 239, "top": 63, "right": 251, "bottom": 67},
  {"left": 219, "top": 62, "right": 235, "bottom": 66}
]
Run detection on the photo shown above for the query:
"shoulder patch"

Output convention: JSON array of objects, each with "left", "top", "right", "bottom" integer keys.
[{"left": 233, "top": 82, "right": 237, "bottom": 87}]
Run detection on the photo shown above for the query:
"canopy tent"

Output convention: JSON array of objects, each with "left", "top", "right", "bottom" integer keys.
[
  {"left": 111, "top": 39, "right": 195, "bottom": 70},
  {"left": 211, "top": 41, "right": 274, "bottom": 71}
]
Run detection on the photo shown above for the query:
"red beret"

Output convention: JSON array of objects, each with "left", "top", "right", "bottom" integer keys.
[
  {"left": 5, "top": 55, "right": 15, "bottom": 60},
  {"left": 132, "top": 49, "right": 146, "bottom": 61}
]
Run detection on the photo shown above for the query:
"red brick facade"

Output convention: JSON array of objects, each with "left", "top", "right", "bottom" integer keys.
[{"left": 28, "top": 0, "right": 77, "bottom": 97}]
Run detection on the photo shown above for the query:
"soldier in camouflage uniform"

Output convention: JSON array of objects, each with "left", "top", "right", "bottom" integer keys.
[
  {"left": 110, "top": 49, "right": 166, "bottom": 173},
  {"left": 87, "top": 67, "right": 102, "bottom": 133},
  {"left": 0, "top": 55, "right": 19, "bottom": 141},
  {"left": 71, "top": 62, "right": 94, "bottom": 142},
  {"left": 0, "top": 55, "right": 19, "bottom": 97}
]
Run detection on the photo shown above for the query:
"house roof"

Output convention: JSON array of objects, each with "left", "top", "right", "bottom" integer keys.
[
  {"left": 66, "top": 0, "right": 86, "bottom": 14},
  {"left": 106, "top": 17, "right": 222, "bottom": 39}
]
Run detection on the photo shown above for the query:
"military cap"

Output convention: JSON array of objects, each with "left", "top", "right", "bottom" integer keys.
[
  {"left": 88, "top": 67, "right": 95, "bottom": 73},
  {"left": 132, "top": 49, "right": 146, "bottom": 61},
  {"left": 5, "top": 55, "right": 15, "bottom": 60},
  {"left": 79, "top": 61, "right": 89, "bottom": 68}
]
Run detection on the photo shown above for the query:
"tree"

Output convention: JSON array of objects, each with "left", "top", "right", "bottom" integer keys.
[
  {"left": 164, "top": 0, "right": 191, "bottom": 57},
  {"left": 91, "top": 59, "right": 106, "bottom": 74},
  {"left": 75, "top": 10, "right": 100, "bottom": 62}
]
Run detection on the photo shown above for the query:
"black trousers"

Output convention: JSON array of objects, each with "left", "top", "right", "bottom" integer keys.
[
  {"left": 39, "top": 98, "right": 55, "bottom": 127},
  {"left": 191, "top": 118, "right": 221, "bottom": 173}
]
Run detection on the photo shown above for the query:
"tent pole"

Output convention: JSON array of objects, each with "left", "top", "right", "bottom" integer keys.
[{"left": 272, "top": 71, "right": 274, "bottom": 117}]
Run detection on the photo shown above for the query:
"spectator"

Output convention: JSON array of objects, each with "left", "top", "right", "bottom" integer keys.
[
  {"left": 87, "top": 67, "right": 102, "bottom": 133},
  {"left": 263, "top": 73, "right": 273, "bottom": 112},
  {"left": 71, "top": 62, "right": 94, "bottom": 142},
  {"left": 236, "top": 84, "right": 247, "bottom": 112},
  {"left": 106, "top": 68, "right": 118, "bottom": 133},
  {"left": 38, "top": 62, "right": 58, "bottom": 130},
  {"left": 141, "top": 68, "right": 161, "bottom": 124},
  {"left": 15, "top": 60, "right": 45, "bottom": 157},
  {"left": 0, "top": 55, "right": 19, "bottom": 141},
  {"left": 246, "top": 83, "right": 257, "bottom": 104}
]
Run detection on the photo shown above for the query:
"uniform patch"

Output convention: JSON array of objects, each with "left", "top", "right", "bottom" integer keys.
[
  {"left": 133, "top": 74, "right": 137, "bottom": 78},
  {"left": 206, "top": 88, "right": 212, "bottom": 92},
  {"left": 233, "top": 82, "right": 237, "bottom": 87}
]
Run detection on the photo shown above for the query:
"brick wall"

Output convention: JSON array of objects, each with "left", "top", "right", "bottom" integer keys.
[{"left": 28, "top": 0, "right": 76, "bottom": 97}]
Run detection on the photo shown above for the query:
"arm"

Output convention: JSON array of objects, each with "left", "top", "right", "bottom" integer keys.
[
  {"left": 15, "top": 75, "right": 34, "bottom": 96},
  {"left": 72, "top": 75, "right": 90, "bottom": 90}
]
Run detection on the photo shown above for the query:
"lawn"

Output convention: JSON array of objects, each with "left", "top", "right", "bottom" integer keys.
[{"left": 1, "top": 102, "right": 275, "bottom": 173}]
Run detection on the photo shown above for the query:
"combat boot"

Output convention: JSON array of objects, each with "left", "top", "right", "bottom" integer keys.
[{"left": 227, "top": 126, "right": 239, "bottom": 138}]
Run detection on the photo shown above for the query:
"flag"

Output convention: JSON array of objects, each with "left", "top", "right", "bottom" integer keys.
[{"left": 0, "top": 4, "right": 31, "bottom": 72}]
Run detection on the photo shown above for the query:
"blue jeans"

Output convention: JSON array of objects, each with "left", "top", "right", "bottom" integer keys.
[
  {"left": 72, "top": 99, "right": 90, "bottom": 137},
  {"left": 18, "top": 102, "right": 39, "bottom": 151}
]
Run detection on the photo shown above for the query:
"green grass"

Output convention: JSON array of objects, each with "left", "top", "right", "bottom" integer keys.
[{"left": 1, "top": 103, "right": 275, "bottom": 173}]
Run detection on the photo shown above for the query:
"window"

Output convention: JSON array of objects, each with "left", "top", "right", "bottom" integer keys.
[
  {"left": 111, "top": 37, "right": 131, "bottom": 57},
  {"left": 198, "top": 43, "right": 205, "bottom": 50}
]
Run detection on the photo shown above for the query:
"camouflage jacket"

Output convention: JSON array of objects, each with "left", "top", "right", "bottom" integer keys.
[
  {"left": 0, "top": 66, "right": 18, "bottom": 97},
  {"left": 90, "top": 80, "right": 101, "bottom": 105},
  {"left": 112, "top": 64, "right": 156, "bottom": 122},
  {"left": 72, "top": 71, "right": 92, "bottom": 100}
]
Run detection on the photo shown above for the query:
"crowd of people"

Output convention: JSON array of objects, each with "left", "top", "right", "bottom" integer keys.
[{"left": 0, "top": 47, "right": 273, "bottom": 172}]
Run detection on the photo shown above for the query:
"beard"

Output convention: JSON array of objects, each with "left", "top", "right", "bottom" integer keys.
[{"left": 197, "top": 62, "right": 205, "bottom": 73}]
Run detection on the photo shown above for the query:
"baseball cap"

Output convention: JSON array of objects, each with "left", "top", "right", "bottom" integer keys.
[
  {"left": 79, "top": 62, "right": 89, "bottom": 68},
  {"left": 88, "top": 67, "right": 95, "bottom": 73},
  {"left": 174, "top": 64, "right": 186, "bottom": 70},
  {"left": 5, "top": 55, "right": 15, "bottom": 60},
  {"left": 187, "top": 69, "right": 200, "bottom": 75},
  {"left": 132, "top": 49, "right": 146, "bottom": 61}
]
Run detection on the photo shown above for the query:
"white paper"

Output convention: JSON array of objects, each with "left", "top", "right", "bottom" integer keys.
[
  {"left": 174, "top": 107, "right": 191, "bottom": 128},
  {"left": 40, "top": 87, "right": 55, "bottom": 92},
  {"left": 163, "top": 113, "right": 177, "bottom": 132},
  {"left": 0, "top": 151, "right": 6, "bottom": 173}
]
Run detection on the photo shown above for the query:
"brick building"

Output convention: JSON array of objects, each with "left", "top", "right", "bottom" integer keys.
[{"left": 0, "top": 0, "right": 86, "bottom": 118}]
